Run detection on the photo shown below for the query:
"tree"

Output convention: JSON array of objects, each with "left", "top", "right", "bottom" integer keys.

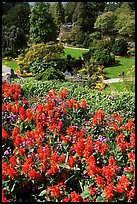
[
  {"left": 72, "top": 2, "right": 95, "bottom": 33},
  {"left": 2, "top": 2, "right": 23, "bottom": 15},
  {"left": 29, "top": 2, "right": 58, "bottom": 44},
  {"left": 114, "top": 3, "right": 135, "bottom": 40},
  {"left": 2, "top": 25, "right": 27, "bottom": 54},
  {"left": 94, "top": 11, "right": 117, "bottom": 35},
  {"left": 64, "top": 2, "right": 77, "bottom": 23},
  {"left": 2, "top": 2, "right": 31, "bottom": 35},
  {"left": 54, "top": 2, "right": 65, "bottom": 31}
]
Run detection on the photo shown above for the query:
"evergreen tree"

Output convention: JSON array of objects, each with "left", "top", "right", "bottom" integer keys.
[
  {"left": 64, "top": 2, "right": 77, "bottom": 23},
  {"left": 54, "top": 2, "right": 65, "bottom": 31},
  {"left": 29, "top": 2, "right": 58, "bottom": 44},
  {"left": 2, "top": 2, "right": 30, "bottom": 35}
]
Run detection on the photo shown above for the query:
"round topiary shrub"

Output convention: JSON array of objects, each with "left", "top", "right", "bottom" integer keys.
[
  {"left": 93, "top": 49, "right": 115, "bottom": 67},
  {"left": 112, "top": 39, "right": 128, "bottom": 56},
  {"left": 35, "top": 67, "right": 66, "bottom": 82}
]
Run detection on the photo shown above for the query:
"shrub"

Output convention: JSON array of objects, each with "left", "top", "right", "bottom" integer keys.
[
  {"left": 112, "top": 39, "right": 128, "bottom": 56},
  {"left": 18, "top": 42, "right": 64, "bottom": 72},
  {"left": 35, "top": 67, "right": 66, "bottom": 82},
  {"left": 93, "top": 49, "right": 115, "bottom": 67},
  {"left": 89, "top": 39, "right": 109, "bottom": 55},
  {"left": 30, "top": 59, "right": 66, "bottom": 75}
]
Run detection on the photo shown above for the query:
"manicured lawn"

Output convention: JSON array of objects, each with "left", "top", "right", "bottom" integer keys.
[
  {"left": 2, "top": 60, "right": 18, "bottom": 70},
  {"left": 64, "top": 47, "right": 89, "bottom": 59},
  {"left": 103, "top": 57, "right": 135, "bottom": 79},
  {"left": 104, "top": 81, "right": 134, "bottom": 92}
]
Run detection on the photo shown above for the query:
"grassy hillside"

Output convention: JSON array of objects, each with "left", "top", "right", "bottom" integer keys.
[{"left": 103, "top": 57, "right": 135, "bottom": 79}]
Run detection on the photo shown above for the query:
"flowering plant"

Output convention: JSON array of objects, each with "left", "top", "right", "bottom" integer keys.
[{"left": 2, "top": 81, "right": 135, "bottom": 202}]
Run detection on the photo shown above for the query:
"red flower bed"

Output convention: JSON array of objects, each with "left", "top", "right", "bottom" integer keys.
[{"left": 2, "top": 81, "right": 135, "bottom": 202}]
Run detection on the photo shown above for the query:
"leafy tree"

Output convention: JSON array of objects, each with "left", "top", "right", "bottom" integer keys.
[
  {"left": 2, "top": 2, "right": 23, "bottom": 15},
  {"left": 72, "top": 2, "right": 95, "bottom": 33},
  {"left": 29, "top": 2, "right": 58, "bottom": 44},
  {"left": 104, "top": 2, "right": 122, "bottom": 12},
  {"left": 94, "top": 11, "right": 117, "bottom": 35},
  {"left": 114, "top": 3, "right": 135, "bottom": 40},
  {"left": 54, "top": 2, "right": 65, "bottom": 31},
  {"left": 2, "top": 25, "right": 27, "bottom": 54},
  {"left": 2, "top": 2, "right": 31, "bottom": 35},
  {"left": 64, "top": 2, "right": 77, "bottom": 23}
]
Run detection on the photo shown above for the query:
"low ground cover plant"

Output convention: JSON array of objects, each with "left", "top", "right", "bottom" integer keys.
[
  {"left": 11, "top": 78, "right": 135, "bottom": 122},
  {"left": 2, "top": 81, "right": 135, "bottom": 202}
]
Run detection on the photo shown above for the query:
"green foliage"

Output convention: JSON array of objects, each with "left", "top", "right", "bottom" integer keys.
[
  {"left": 11, "top": 78, "right": 135, "bottom": 121},
  {"left": 114, "top": 3, "right": 135, "bottom": 39},
  {"left": 85, "top": 39, "right": 115, "bottom": 67},
  {"left": 18, "top": 42, "right": 64, "bottom": 71},
  {"left": 35, "top": 67, "right": 66, "bottom": 81},
  {"left": 29, "top": 2, "right": 57, "bottom": 44},
  {"left": 122, "top": 65, "right": 135, "bottom": 93},
  {"left": 93, "top": 49, "right": 115, "bottom": 67},
  {"left": 64, "top": 2, "right": 77, "bottom": 23},
  {"left": 94, "top": 11, "right": 117, "bottom": 34},
  {"left": 54, "top": 2, "right": 65, "bottom": 31},
  {"left": 30, "top": 59, "right": 67, "bottom": 75},
  {"left": 89, "top": 39, "right": 109, "bottom": 54},
  {"left": 2, "top": 25, "right": 28, "bottom": 55},
  {"left": 112, "top": 39, "right": 128, "bottom": 56},
  {"left": 2, "top": 3, "right": 30, "bottom": 35}
]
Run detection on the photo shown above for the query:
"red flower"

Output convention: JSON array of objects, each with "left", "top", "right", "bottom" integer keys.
[
  {"left": 130, "top": 131, "right": 135, "bottom": 148},
  {"left": 100, "top": 143, "right": 107, "bottom": 154},
  {"left": 125, "top": 119, "right": 134, "bottom": 130},
  {"left": 6, "top": 103, "right": 12, "bottom": 111},
  {"left": 28, "top": 169, "right": 37, "bottom": 180},
  {"left": 7, "top": 167, "right": 18, "bottom": 179},
  {"left": 9, "top": 155, "right": 16, "bottom": 167},
  {"left": 19, "top": 106, "right": 27, "bottom": 121},
  {"left": 95, "top": 109, "right": 104, "bottom": 121},
  {"left": 128, "top": 152, "right": 135, "bottom": 162},
  {"left": 18, "top": 147, "right": 25, "bottom": 156},
  {"left": 80, "top": 98, "right": 86, "bottom": 108},
  {"left": 96, "top": 175, "right": 106, "bottom": 188},
  {"left": 88, "top": 186, "right": 96, "bottom": 196},
  {"left": 46, "top": 164, "right": 58, "bottom": 176},
  {"left": 50, "top": 185, "right": 60, "bottom": 198},
  {"left": 115, "top": 175, "right": 130, "bottom": 193},
  {"left": 58, "top": 89, "right": 67, "bottom": 99},
  {"left": 112, "top": 122, "right": 118, "bottom": 132},
  {"left": 2, "top": 126, "right": 9, "bottom": 139},
  {"left": 68, "top": 98, "right": 76, "bottom": 109},
  {"left": 104, "top": 183, "right": 114, "bottom": 200},
  {"left": 68, "top": 156, "right": 76, "bottom": 167},
  {"left": 2, "top": 103, "right": 6, "bottom": 112},
  {"left": 2, "top": 189, "right": 10, "bottom": 202},
  {"left": 70, "top": 191, "right": 84, "bottom": 202}
]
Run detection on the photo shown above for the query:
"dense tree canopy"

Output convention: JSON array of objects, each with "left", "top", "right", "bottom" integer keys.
[
  {"left": 114, "top": 3, "right": 135, "bottom": 39},
  {"left": 2, "top": 2, "right": 30, "bottom": 35},
  {"left": 54, "top": 2, "right": 65, "bottom": 31},
  {"left": 29, "top": 2, "right": 58, "bottom": 44},
  {"left": 94, "top": 11, "right": 117, "bottom": 35}
]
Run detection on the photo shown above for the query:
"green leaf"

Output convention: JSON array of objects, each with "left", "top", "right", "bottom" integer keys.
[
  {"left": 81, "top": 186, "right": 90, "bottom": 199},
  {"left": 96, "top": 196, "right": 105, "bottom": 202},
  {"left": 38, "top": 190, "right": 46, "bottom": 197},
  {"left": 11, "top": 183, "right": 16, "bottom": 192}
]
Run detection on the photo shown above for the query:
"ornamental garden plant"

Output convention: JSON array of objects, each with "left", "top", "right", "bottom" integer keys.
[{"left": 2, "top": 81, "right": 135, "bottom": 202}]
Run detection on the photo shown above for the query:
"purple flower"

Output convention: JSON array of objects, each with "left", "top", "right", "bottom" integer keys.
[{"left": 4, "top": 150, "right": 9, "bottom": 155}]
